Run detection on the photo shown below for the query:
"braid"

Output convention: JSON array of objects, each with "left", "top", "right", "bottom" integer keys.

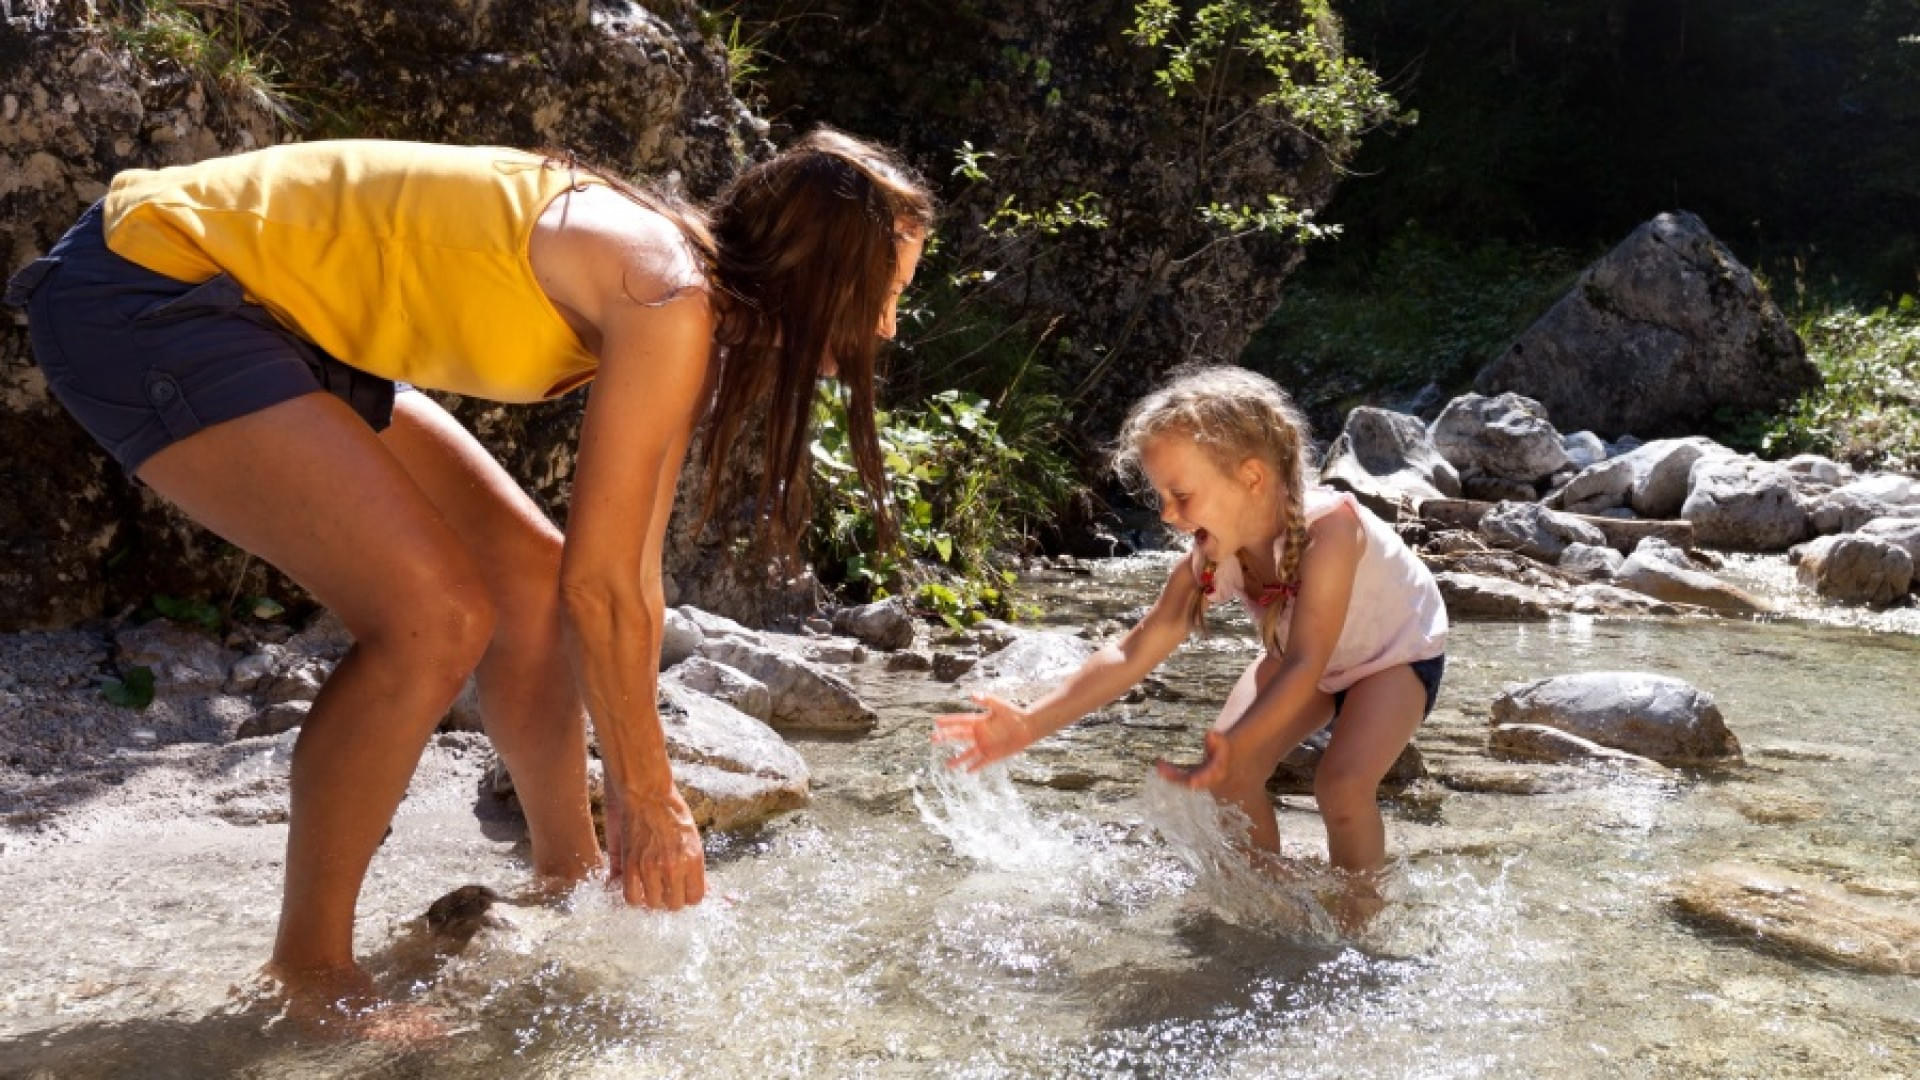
[{"left": 1257, "top": 486, "right": 1309, "bottom": 653}]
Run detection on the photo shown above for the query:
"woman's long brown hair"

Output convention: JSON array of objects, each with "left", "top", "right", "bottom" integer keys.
[{"left": 556, "top": 129, "right": 935, "bottom": 553}]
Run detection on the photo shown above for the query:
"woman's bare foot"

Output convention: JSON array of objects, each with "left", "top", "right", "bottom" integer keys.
[{"left": 256, "top": 962, "right": 450, "bottom": 1043}]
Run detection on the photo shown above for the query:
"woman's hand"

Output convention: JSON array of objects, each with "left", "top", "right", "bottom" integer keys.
[
  {"left": 603, "top": 783, "right": 707, "bottom": 910},
  {"left": 934, "top": 691, "right": 1038, "bottom": 771}
]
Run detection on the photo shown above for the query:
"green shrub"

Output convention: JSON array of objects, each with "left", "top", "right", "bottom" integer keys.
[{"left": 1760, "top": 298, "right": 1920, "bottom": 471}]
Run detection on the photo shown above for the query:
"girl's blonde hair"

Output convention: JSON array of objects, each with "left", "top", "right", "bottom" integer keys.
[{"left": 1112, "top": 365, "right": 1317, "bottom": 651}]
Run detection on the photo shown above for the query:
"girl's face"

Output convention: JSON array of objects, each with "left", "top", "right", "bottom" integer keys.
[{"left": 1137, "top": 432, "right": 1282, "bottom": 560}]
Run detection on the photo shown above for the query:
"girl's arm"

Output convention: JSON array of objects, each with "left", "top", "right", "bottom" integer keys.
[
  {"left": 559, "top": 272, "right": 714, "bottom": 911},
  {"left": 1161, "top": 504, "right": 1365, "bottom": 790},
  {"left": 937, "top": 555, "right": 1201, "bottom": 771}
]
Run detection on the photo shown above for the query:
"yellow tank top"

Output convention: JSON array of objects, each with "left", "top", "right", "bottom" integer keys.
[{"left": 102, "top": 140, "right": 608, "bottom": 402}]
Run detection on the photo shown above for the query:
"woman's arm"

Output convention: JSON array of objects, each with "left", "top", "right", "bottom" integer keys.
[
  {"left": 937, "top": 555, "right": 1201, "bottom": 771},
  {"left": 559, "top": 281, "right": 714, "bottom": 910}
]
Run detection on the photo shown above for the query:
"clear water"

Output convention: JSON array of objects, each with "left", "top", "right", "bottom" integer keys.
[{"left": 1, "top": 555, "right": 1916, "bottom": 1078}]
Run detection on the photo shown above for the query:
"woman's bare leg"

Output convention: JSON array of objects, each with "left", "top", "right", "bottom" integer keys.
[
  {"left": 136, "top": 393, "right": 495, "bottom": 1004},
  {"left": 377, "top": 394, "right": 599, "bottom": 884}
]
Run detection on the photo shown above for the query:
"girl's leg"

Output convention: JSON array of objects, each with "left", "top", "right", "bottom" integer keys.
[
  {"left": 376, "top": 394, "right": 599, "bottom": 885},
  {"left": 1312, "top": 664, "right": 1427, "bottom": 873},
  {"left": 1209, "top": 653, "right": 1334, "bottom": 853},
  {"left": 136, "top": 393, "right": 495, "bottom": 1004}
]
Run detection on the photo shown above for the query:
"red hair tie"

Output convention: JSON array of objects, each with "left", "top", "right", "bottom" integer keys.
[{"left": 1198, "top": 561, "right": 1218, "bottom": 596}]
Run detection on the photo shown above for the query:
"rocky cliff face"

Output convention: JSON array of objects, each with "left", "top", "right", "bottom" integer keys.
[
  {"left": 1, "top": 0, "right": 792, "bottom": 628},
  {"left": 729, "top": 0, "right": 1349, "bottom": 429}
]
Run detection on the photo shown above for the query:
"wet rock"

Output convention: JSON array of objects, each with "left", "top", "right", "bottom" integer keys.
[
  {"left": 693, "top": 637, "right": 875, "bottom": 733},
  {"left": 885, "top": 649, "right": 934, "bottom": 673},
  {"left": 664, "top": 655, "right": 773, "bottom": 722},
  {"left": 1682, "top": 457, "right": 1810, "bottom": 551},
  {"left": 1268, "top": 727, "right": 1425, "bottom": 793},
  {"left": 660, "top": 607, "right": 703, "bottom": 667},
  {"left": 1475, "top": 212, "right": 1817, "bottom": 437},
  {"left": 1489, "top": 723, "right": 1667, "bottom": 773},
  {"left": 235, "top": 699, "right": 310, "bottom": 740},
  {"left": 1478, "top": 501, "right": 1608, "bottom": 562},
  {"left": 113, "top": 620, "right": 235, "bottom": 694},
  {"left": 931, "top": 651, "right": 978, "bottom": 682},
  {"left": 424, "top": 884, "right": 506, "bottom": 951},
  {"left": 1318, "top": 406, "right": 1461, "bottom": 520},
  {"left": 966, "top": 619, "right": 1020, "bottom": 655},
  {"left": 1858, "top": 517, "right": 1920, "bottom": 565},
  {"left": 831, "top": 598, "right": 916, "bottom": 651},
  {"left": 799, "top": 638, "right": 867, "bottom": 665},
  {"left": 1429, "top": 392, "right": 1571, "bottom": 486},
  {"left": 1569, "top": 583, "right": 1680, "bottom": 616},
  {"left": 1793, "top": 534, "right": 1914, "bottom": 607},
  {"left": 1428, "top": 758, "right": 1586, "bottom": 795},
  {"left": 1614, "top": 541, "right": 1769, "bottom": 615},
  {"left": 1490, "top": 671, "right": 1741, "bottom": 765},
  {"left": 1558, "top": 542, "right": 1624, "bottom": 580},
  {"left": 1434, "top": 573, "right": 1556, "bottom": 621},
  {"left": 1669, "top": 862, "right": 1920, "bottom": 976}
]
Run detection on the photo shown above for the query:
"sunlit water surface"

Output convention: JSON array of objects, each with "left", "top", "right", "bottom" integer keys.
[{"left": 1, "top": 554, "right": 1915, "bottom": 1077}]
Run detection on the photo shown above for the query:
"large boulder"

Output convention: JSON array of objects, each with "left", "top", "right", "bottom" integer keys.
[
  {"left": 1475, "top": 211, "right": 1818, "bottom": 437},
  {"left": 1624, "top": 437, "right": 1735, "bottom": 519},
  {"left": 1681, "top": 457, "right": 1810, "bottom": 551},
  {"left": 1552, "top": 456, "right": 1637, "bottom": 515},
  {"left": 1318, "top": 406, "right": 1461, "bottom": 520},
  {"left": 1429, "top": 392, "right": 1571, "bottom": 488},
  {"left": 1, "top": 0, "right": 782, "bottom": 629},
  {"left": 1489, "top": 671, "right": 1741, "bottom": 765},
  {"left": 1793, "top": 534, "right": 1914, "bottom": 607}
]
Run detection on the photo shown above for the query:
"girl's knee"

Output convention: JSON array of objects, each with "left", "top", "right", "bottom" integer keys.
[{"left": 1313, "top": 765, "right": 1383, "bottom": 820}]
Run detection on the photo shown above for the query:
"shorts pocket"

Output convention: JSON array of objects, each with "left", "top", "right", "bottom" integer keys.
[{"left": 133, "top": 273, "right": 244, "bottom": 323}]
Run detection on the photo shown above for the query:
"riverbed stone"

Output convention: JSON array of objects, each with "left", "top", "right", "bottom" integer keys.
[
  {"left": 1781, "top": 453, "right": 1849, "bottom": 486},
  {"left": 1569, "top": 583, "right": 1680, "bottom": 616},
  {"left": 832, "top": 597, "right": 916, "bottom": 651},
  {"left": 1806, "top": 490, "right": 1897, "bottom": 536},
  {"left": 1562, "top": 431, "right": 1608, "bottom": 471},
  {"left": 1622, "top": 437, "right": 1735, "bottom": 519},
  {"left": 236, "top": 699, "right": 311, "bottom": 740},
  {"left": 1793, "top": 534, "right": 1914, "bottom": 607},
  {"left": 1430, "top": 392, "right": 1572, "bottom": 487},
  {"left": 1553, "top": 456, "right": 1638, "bottom": 515},
  {"left": 660, "top": 607, "right": 703, "bottom": 667},
  {"left": 664, "top": 656, "right": 773, "bottom": 721},
  {"left": 1489, "top": 722, "right": 1667, "bottom": 773},
  {"left": 1833, "top": 473, "right": 1919, "bottom": 507},
  {"left": 1669, "top": 862, "right": 1920, "bottom": 976},
  {"left": 1319, "top": 406, "right": 1462, "bottom": 519},
  {"left": 113, "top": 620, "right": 235, "bottom": 694},
  {"left": 1479, "top": 501, "right": 1608, "bottom": 562},
  {"left": 1434, "top": 573, "right": 1556, "bottom": 621},
  {"left": 1613, "top": 546, "right": 1768, "bottom": 615},
  {"left": 693, "top": 637, "right": 876, "bottom": 733},
  {"left": 1490, "top": 671, "right": 1741, "bottom": 765},
  {"left": 1681, "top": 457, "right": 1809, "bottom": 551},
  {"left": 1268, "top": 726, "right": 1425, "bottom": 793},
  {"left": 1857, "top": 517, "right": 1920, "bottom": 564},
  {"left": 1558, "top": 542, "right": 1625, "bottom": 580}
]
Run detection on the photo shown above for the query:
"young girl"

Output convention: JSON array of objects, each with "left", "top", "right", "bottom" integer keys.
[
  {"left": 937, "top": 366, "right": 1446, "bottom": 893},
  {"left": 9, "top": 132, "right": 932, "bottom": 1019}
]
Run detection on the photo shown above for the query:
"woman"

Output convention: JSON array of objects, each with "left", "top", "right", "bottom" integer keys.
[{"left": 7, "top": 131, "right": 933, "bottom": 1015}]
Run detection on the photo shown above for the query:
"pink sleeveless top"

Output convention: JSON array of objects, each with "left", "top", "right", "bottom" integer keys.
[{"left": 1191, "top": 487, "right": 1447, "bottom": 692}]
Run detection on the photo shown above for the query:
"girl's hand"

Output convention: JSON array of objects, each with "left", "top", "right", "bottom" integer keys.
[
  {"left": 934, "top": 692, "right": 1037, "bottom": 771},
  {"left": 1155, "top": 730, "right": 1236, "bottom": 792},
  {"left": 603, "top": 783, "right": 707, "bottom": 910}
]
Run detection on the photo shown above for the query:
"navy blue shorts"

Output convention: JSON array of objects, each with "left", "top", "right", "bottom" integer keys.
[
  {"left": 5, "top": 201, "right": 401, "bottom": 474},
  {"left": 1331, "top": 654, "right": 1446, "bottom": 720}
]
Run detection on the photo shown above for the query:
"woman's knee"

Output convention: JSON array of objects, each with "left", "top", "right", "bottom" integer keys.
[{"left": 351, "top": 552, "right": 497, "bottom": 677}]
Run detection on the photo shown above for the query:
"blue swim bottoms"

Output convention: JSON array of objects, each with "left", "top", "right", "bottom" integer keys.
[
  {"left": 6, "top": 201, "right": 401, "bottom": 474},
  {"left": 1331, "top": 653, "right": 1446, "bottom": 720}
]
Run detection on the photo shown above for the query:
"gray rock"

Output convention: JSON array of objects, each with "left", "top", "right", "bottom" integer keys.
[
  {"left": 831, "top": 597, "right": 916, "bottom": 651},
  {"left": 258, "top": 656, "right": 332, "bottom": 706},
  {"left": 1622, "top": 437, "right": 1735, "bottom": 518},
  {"left": 931, "top": 651, "right": 979, "bottom": 682},
  {"left": 800, "top": 638, "right": 867, "bottom": 665},
  {"left": 1833, "top": 473, "right": 1919, "bottom": 507},
  {"left": 1429, "top": 392, "right": 1571, "bottom": 485},
  {"left": 1681, "top": 457, "right": 1809, "bottom": 551},
  {"left": 1558, "top": 542, "right": 1625, "bottom": 580},
  {"left": 1632, "top": 535, "right": 1696, "bottom": 570},
  {"left": 1569, "top": 583, "right": 1680, "bottom": 616},
  {"left": 1808, "top": 491, "right": 1896, "bottom": 536},
  {"left": 1562, "top": 431, "right": 1608, "bottom": 471},
  {"left": 1489, "top": 723, "right": 1667, "bottom": 772},
  {"left": 1475, "top": 212, "right": 1817, "bottom": 437},
  {"left": 114, "top": 620, "right": 236, "bottom": 694},
  {"left": 1479, "top": 501, "right": 1609, "bottom": 562},
  {"left": 1670, "top": 863, "right": 1920, "bottom": 976},
  {"left": 1613, "top": 549, "right": 1769, "bottom": 615},
  {"left": 1269, "top": 726, "right": 1425, "bottom": 793},
  {"left": 675, "top": 605, "right": 757, "bottom": 645},
  {"left": 1793, "top": 534, "right": 1914, "bottom": 607},
  {"left": 236, "top": 700, "right": 311, "bottom": 740},
  {"left": 885, "top": 649, "right": 934, "bottom": 673},
  {"left": 693, "top": 637, "right": 875, "bottom": 733},
  {"left": 225, "top": 648, "right": 281, "bottom": 694},
  {"left": 664, "top": 656, "right": 773, "bottom": 721},
  {"left": 1858, "top": 517, "right": 1920, "bottom": 564},
  {"left": 660, "top": 607, "right": 703, "bottom": 668},
  {"left": 1434, "top": 573, "right": 1556, "bottom": 621},
  {"left": 1461, "top": 474, "right": 1540, "bottom": 503},
  {"left": 1489, "top": 671, "right": 1741, "bottom": 765},
  {"left": 1318, "top": 406, "right": 1462, "bottom": 519},
  {"left": 1781, "top": 453, "right": 1849, "bottom": 486},
  {"left": 1553, "top": 456, "right": 1638, "bottom": 515}
]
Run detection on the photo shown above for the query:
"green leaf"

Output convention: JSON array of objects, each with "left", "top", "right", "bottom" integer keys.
[
  {"left": 102, "top": 666, "right": 156, "bottom": 710},
  {"left": 932, "top": 535, "right": 954, "bottom": 562}
]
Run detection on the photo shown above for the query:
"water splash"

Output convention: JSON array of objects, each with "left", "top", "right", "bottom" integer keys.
[{"left": 913, "top": 748, "right": 1089, "bottom": 874}]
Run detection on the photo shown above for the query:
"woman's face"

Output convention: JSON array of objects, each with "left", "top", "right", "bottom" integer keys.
[{"left": 820, "top": 227, "right": 925, "bottom": 377}]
